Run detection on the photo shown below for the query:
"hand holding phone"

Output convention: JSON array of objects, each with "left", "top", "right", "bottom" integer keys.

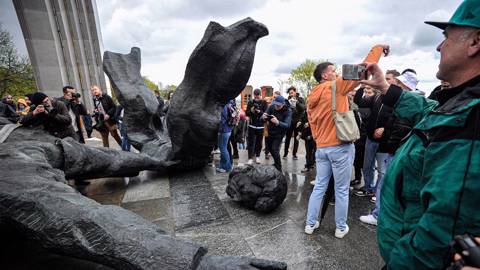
[{"left": 342, "top": 64, "right": 367, "bottom": 81}]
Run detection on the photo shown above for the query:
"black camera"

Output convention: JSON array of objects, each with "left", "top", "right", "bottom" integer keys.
[
  {"left": 73, "top": 93, "right": 81, "bottom": 99},
  {"left": 266, "top": 114, "right": 274, "bottom": 120},
  {"left": 448, "top": 234, "right": 480, "bottom": 269},
  {"left": 342, "top": 64, "right": 367, "bottom": 80},
  {"left": 253, "top": 102, "right": 262, "bottom": 112},
  {"left": 43, "top": 104, "right": 52, "bottom": 113},
  {"left": 92, "top": 112, "right": 105, "bottom": 131}
]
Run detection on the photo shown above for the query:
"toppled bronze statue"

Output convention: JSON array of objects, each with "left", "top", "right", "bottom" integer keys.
[{"left": 0, "top": 18, "right": 287, "bottom": 269}]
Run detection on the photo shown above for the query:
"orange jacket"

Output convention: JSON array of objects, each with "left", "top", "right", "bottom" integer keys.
[{"left": 307, "top": 45, "right": 384, "bottom": 148}]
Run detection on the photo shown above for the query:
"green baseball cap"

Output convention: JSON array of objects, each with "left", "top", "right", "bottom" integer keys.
[{"left": 425, "top": 0, "right": 480, "bottom": 30}]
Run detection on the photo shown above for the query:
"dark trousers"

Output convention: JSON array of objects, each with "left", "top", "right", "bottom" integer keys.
[
  {"left": 83, "top": 115, "right": 93, "bottom": 138},
  {"left": 304, "top": 139, "right": 316, "bottom": 169},
  {"left": 264, "top": 136, "right": 271, "bottom": 156},
  {"left": 76, "top": 130, "right": 85, "bottom": 144},
  {"left": 247, "top": 127, "right": 264, "bottom": 159},
  {"left": 227, "top": 134, "right": 238, "bottom": 161},
  {"left": 266, "top": 135, "right": 284, "bottom": 171},
  {"left": 354, "top": 138, "right": 366, "bottom": 181},
  {"left": 284, "top": 124, "right": 299, "bottom": 157}
]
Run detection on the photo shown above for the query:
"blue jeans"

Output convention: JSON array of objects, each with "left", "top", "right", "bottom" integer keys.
[
  {"left": 306, "top": 144, "right": 355, "bottom": 230},
  {"left": 372, "top": 154, "right": 394, "bottom": 219},
  {"left": 119, "top": 121, "right": 131, "bottom": 152},
  {"left": 362, "top": 138, "right": 390, "bottom": 193},
  {"left": 218, "top": 132, "right": 232, "bottom": 171}
]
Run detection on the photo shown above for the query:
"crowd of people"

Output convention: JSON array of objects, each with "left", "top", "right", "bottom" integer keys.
[
  {"left": 0, "top": 85, "right": 177, "bottom": 153},
  {"left": 215, "top": 1, "right": 480, "bottom": 269}
]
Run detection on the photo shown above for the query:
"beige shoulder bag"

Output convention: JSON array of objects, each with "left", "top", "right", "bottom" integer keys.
[{"left": 331, "top": 81, "right": 360, "bottom": 143}]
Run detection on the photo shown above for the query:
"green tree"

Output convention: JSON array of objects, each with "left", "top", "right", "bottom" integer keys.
[
  {"left": 0, "top": 23, "right": 36, "bottom": 99},
  {"left": 143, "top": 76, "right": 159, "bottom": 91},
  {"left": 288, "top": 59, "right": 324, "bottom": 96}
]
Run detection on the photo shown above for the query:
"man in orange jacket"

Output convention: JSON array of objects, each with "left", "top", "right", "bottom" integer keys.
[{"left": 304, "top": 44, "right": 389, "bottom": 238}]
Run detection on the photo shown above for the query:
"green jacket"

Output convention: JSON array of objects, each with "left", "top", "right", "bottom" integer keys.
[{"left": 378, "top": 75, "right": 480, "bottom": 270}]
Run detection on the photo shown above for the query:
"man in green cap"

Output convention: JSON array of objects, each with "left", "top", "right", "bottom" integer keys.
[{"left": 360, "top": 0, "right": 480, "bottom": 269}]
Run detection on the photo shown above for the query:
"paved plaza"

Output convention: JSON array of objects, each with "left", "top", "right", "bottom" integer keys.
[{"left": 78, "top": 136, "right": 384, "bottom": 270}]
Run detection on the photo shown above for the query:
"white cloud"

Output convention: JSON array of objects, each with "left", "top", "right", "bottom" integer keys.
[{"left": 96, "top": 0, "right": 463, "bottom": 92}]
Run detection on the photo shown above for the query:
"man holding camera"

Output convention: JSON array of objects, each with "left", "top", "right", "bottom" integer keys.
[
  {"left": 20, "top": 92, "right": 76, "bottom": 139},
  {"left": 360, "top": 1, "right": 480, "bottom": 268},
  {"left": 283, "top": 86, "right": 305, "bottom": 160},
  {"left": 91, "top": 85, "right": 122, "bottom": 148},
  {"left": 262, "top": 95, "right": 292, "bottom": 171},
  {"left": 57, "top": 86, "right": 88, "bottom": 143},
  {"left": 246, "top": 88, "right": 268, "bottom": 165},
  {"left": 304, "top": 44, "right": 388, "bottom": 238}
]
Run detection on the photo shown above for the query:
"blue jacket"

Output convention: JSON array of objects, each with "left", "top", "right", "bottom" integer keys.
[
  {"left": 265, "top": 103, "right": 292, "bottom": 137},
  {"left": 219, "top": 100, "right": 235, "bottom": 133}
]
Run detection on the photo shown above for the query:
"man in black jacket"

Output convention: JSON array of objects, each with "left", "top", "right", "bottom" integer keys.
[
  {"left": 0, "top": 97, "right": 19, "bottom": 123},
  {"left": 246, "top": 88, "right": 268, "bottom": 164},
  {"left": 91, "top": 85, "right": 122, "bottom": 148},
  {"left": 298, "top": 111, "right": 315, "bottom": 173},
  {"left": 351, "top": 86, "right": 375, "bottom": 186},
  {"left": 2, "top": 94, "right": 16, "bottom": 112},
  {"left": 262, "top": 95, "right": 292, "bottom": 171},
  {"left": 20, "top": 92, "right": 76, "bottom": 139},
  {"left": 283, "top": 86, "right": 305, "bottom": 159},
  {"left": 353, "top": 83, "right": 393, "bottom": 197},
  {"left": 57, "top": 86, "right": 88, "bottom": 143}
]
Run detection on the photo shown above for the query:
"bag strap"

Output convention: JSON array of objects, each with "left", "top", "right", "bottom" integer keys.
[{"left": 332, "top": 80, "right": 337, "bottom": 113}]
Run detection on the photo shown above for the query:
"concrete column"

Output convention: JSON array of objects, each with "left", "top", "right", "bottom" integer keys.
[{"left": 12, "top": 0, "right": 106, "bottom": 111}]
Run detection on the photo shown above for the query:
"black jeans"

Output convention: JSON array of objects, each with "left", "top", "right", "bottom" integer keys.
[
  {"left": 227, "top": 136, "right": 238, "bottom": 161},
  {"left": 247, "top": 127, "right": 264, "bottom": 159},
  {"left": 284, "top": 124, "right": 299, "bottom": 157},
  {"left": 354, "top": 137, "right": 366, "bottom": 181},
  {"left": 266, "top": 135, "right": 284, "bottom": 171},
  {"left": 304, "top": 139, "right": 316, "bottom": 169}
]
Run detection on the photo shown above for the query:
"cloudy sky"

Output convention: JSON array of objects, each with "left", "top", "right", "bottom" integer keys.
[{"left": 2, "top": 0, "right": 463, "bottom": 94}]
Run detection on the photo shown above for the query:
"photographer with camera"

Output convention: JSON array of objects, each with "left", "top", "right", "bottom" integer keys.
[
  {"left": 20, "top": 92, "right": 76, "bottom": 139},
  {"left": 91, "top": 85, "right": 122, "bottom": 148},
  {"left": 359, "top": 1, "right": 480, "bottom": 268},
  {"left": 57, "top": 86, "right": 88, "bottom": 143},
  {"left": 261, "top": 95, "right": 292, "bottom": 171},
  {"left": 283, "top": 86, "right": 305, "bottom": 160},
  {"left": 246, "top": 88, "right": 268, "bottom": 165}
]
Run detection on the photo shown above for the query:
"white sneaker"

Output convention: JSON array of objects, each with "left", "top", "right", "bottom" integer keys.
[
  {"left": 305, "top": 221, "right": 320, "bottom": 235},
  {"left": 255, "top": 157, "right": 261, "bottom": 164},
  {"left": 359, "top": 214, "right": 377, "bottom": 226},
  {"left": 334, "top": 224, "right": 349, "bottom": 238},
  {"left": 247, "top": 159, "right": 254, "bottom": 165},
  {"left": 216, "top": 168, "right": 227, "bottom": 173}
]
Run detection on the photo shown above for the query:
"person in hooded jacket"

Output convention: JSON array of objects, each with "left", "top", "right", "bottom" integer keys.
[
  {"left": 217, "top": 100, "right": 236, "bottom": 173},
  {"left": 262, "top": 95, "right": 292, "bottom": 171}
]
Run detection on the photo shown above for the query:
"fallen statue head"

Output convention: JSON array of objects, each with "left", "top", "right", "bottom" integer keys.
[{"left": 226, "top": 165, "right": 288, "bottom": 213}]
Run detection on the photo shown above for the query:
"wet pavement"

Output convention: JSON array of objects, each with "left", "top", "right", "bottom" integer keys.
[{"left": 81, "top": 136, "right": 384, "bottom": 270}]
